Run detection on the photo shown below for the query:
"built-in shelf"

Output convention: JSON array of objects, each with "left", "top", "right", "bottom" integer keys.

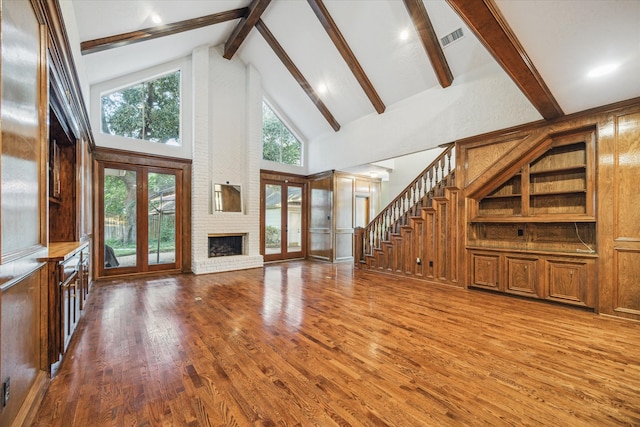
[
  {"left": 470, "top": 215, "right": 596, "bottom": 223},
  {"left": 530, "top": 190, "right": 587, "bottom": 196},
  {"left": 529, "top": 165, "right": 586, "bottom": 176},
  {"left": 467, "top": 131, "right": 597, "bottom": 309},
  {"left": 482, "top": 194, "right": 521, "bottom": 200}
]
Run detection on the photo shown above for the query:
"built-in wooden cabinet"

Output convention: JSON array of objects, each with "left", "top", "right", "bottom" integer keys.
[
  {"left": 38, "top": 241, "right": 91, "bottom": 372},
  {"left": 469, "top": 249, "right": 595, "bottom": 307},
  {"left": 466, "top": 129, "right": 597, "bottom": 309}
]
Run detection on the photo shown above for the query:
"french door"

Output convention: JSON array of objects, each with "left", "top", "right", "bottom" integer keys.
[
  {"left": 262, "top": 180, "right": 305, "bottom": 261},
  {"left": 98, "top": 162, "right": 182, "bottom": 276}
]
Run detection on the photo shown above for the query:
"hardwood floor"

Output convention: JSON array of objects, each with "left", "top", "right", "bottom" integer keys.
[{"left": 33, "top": 261, "right": 640, "bottom": 426}]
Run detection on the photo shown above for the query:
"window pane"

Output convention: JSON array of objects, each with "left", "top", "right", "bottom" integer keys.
[
  {"left": 287, "top": 186, "right": 302, "bottom": 253},
  {"left": 262, "top": 102, "right": 301, "bottom": 166},
  {"left": 148, "top": 172, "right": 176, "bottom": 265},
  {"left": 265, "top": 184, "right": 282, "bottom": 255},
  {"left": 104, "top": 168, "right": 137, "bottom": 268},
  {"left": 101, "top": 71, "right": 181, "bottom": 145}
]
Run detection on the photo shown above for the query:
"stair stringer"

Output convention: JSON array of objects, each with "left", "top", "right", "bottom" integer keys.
[{"left": 360, "top": 186, "right": 461, "bottom": 287}]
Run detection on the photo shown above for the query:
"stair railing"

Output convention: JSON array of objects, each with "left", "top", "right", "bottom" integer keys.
[{"left": 356, "top": 143, "right": 455, "bottom": 262}]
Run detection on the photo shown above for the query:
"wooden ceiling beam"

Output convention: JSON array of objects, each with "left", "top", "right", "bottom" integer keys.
[
  {"left": 306, "top": 0, "right": 386, "bottom": 114},
  {"left": 255, "top": 19, "right": 341, "bottom": 132},
  {"left": 403, "top": 0, "right": 453, "bottom": 88},
  {"left": 223, "top": 0, "right": 272, "bottom": 59},
  {"left": 446, "top": 0, "right": 563, "bottom": 120},
  {"left": 81, "top": 8, "right": 248, "bottom": 55}
]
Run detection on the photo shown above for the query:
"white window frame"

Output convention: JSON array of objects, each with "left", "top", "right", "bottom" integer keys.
[
  {"left": 90, "top": 58, "right": 193, "bottom": 160},
  {"left": 261, "top": 97, "right": 306, "bottom": 173}
]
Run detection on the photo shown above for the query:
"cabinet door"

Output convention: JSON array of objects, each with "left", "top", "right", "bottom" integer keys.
[
  {"left": 470, "top": 253, "right": 500, "bottom": 289},
  {"left": 546, "top": 259, "right": 593, "bottom": 307},
  {"left": 506, "top": 256, "right": 539, "bottom": 297}
]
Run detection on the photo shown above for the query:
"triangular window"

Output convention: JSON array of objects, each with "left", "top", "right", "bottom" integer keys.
[{"left": 262, "top": 101, "right": 302, "bottom": 166}]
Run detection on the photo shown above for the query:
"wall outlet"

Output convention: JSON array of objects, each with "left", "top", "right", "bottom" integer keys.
[{"left": 2, "top": 377, "right": 9, "bottom": 407}]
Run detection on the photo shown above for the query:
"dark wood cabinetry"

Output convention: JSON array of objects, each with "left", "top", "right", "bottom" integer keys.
[
  {"left": 466, "top": 129, "right": 597, "bottom": 309},
  {"left": 38, "top": 242, "right": 90, "bottom": 371}
]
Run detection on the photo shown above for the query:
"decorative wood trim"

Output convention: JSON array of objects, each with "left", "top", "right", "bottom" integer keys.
[
  {"left": 446, "top": 0, "right": 563, "bottom": 120},
  {"left": 307, "top": 0, "right": 386, "bottom": 114},
  {"left": 80, "top": 8, "right": 248, "bottom": 55},
  {"left": 92, "top": 146, "right": 193, "bottom": 166},
  {"left": 223, "top": 0, "right": 272, "bottom": 59},
  {"left": 255, "top": 19, "right": 341, "bottom": 132},
  {"left": 465, "top": 132, "right": 552, "bottom": 198},
  {"left": 402, "top": 0, "right": 453, "bottom": 88},
  {"left": 37, "top": 0, "right": 94, "bottom": 149},
  {"left": 93, "top": 151, "right": 192, "bottom": 278}
]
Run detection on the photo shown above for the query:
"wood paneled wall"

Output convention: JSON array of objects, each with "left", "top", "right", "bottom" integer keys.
[
  {"left": 0, "top": 0, "right": 95, "bottom": 425},
  {"left": 458, "top": 97, "right": 640, "bottom": 321},
  {"left": 308, "top": 171, "right": 381, "bottom": 262},
  {"left": 598, "top": 108, "right": 640, "bottom": 319}
]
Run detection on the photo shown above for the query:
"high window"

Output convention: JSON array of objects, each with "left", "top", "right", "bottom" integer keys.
[
  {"left": 262, "top": 101, "right": 302, "bottom": 166},
  {"left": 101, "top": 70, "right": 181, "bottom": 145}
]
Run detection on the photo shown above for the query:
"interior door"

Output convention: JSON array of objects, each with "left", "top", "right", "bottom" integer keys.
[{"left": 262, "top": 180, "right": 305, "bottom": 261}]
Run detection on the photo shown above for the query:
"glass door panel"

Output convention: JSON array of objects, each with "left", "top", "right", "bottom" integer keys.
[
  {"left": 265, "top": 184, "right": 282, "bottom": 255},
  {"left": 287, "top": 186, "right": 302, "bottom": 254},
  {"left": 148, "top": 172, "right": 176, "bottom": 265},
  {"left": 104, "top": 168, "right": 137, "bottom": 269}
]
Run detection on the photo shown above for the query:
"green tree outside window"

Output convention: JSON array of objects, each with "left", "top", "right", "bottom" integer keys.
[
  {"left": 262, "top": 102, "right": 302, "bottom": 166},
  {"left": 101, "top": 71, "right": 181, "bottom": 145}
]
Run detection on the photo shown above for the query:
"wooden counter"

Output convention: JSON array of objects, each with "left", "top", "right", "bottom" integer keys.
[{"left": 37, "top": 241, "right": 89, "bottom": 263}]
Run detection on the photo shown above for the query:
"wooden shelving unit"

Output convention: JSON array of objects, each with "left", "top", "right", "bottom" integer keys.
[{"left": 467, "top": 130, "right": 597, "bottom": 308}]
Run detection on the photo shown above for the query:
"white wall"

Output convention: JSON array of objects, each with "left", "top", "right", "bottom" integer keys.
[
  {"left": 307, "top": 62, "right": 541, "bottom": 174},
  {"left": 190, "top": 46, "right": 263, "bottom": 274},
  {"left": 382, "top": 147, "right": 446, "bottom": 207}
]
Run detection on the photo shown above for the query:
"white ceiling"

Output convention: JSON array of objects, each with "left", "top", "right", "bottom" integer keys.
[{"left": 69, "top": 0, "right": 640, "bottom": 146}]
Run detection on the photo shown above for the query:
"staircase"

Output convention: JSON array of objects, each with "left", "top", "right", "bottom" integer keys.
[{"left": 355, "top": 143, "right": 460, "bottom": 286}]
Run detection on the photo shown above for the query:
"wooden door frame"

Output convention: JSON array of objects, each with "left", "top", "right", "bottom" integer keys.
[
  {"left": 260, "top": 170, "right": 307, "bottom": 262},
  {"left": 93, "top": 148, "right": 192, "bottom": 278}
]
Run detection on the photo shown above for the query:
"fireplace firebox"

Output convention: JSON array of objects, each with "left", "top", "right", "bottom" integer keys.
[{"left": 208, "top": 234, "right": 244, "bottom": 257}]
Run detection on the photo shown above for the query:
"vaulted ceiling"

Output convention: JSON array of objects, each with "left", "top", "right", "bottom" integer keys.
[{"left": 69, "top": 0, "right": 640, "bottom": 148}]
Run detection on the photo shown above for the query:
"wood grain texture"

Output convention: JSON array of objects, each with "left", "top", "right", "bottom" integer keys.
[
  {"left": 223, "top": 0, "right": 272, "bottom": 59},
  {"left": 446, "top": 0, "right": 563, "bottom": 120},
  {"left": 402, "top": 0, "right": 453, "bottom": 88},
  {"left": 307, "top": 0, "right": 386, "bottom": 114},
  {"left": 255, "top": 19, "right": 341, "bottom": 132},
  {"left": 80, "top": 8, "right": 249, "bottom": 55},
  {"left": 32, "top": 261, "right": 640, "bottom": 426}
]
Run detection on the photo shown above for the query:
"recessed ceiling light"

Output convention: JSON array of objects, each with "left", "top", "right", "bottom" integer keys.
[
  {"left": 587, "top": 63, "right": 619, "bottom": 78},
  {"left": 317, "top": 83, "right": 328, "bottom": 95},
  {"left": 399, "top": 29, "right": 410, "bottom": 41},
  {"left": 151, "top": 14, "right": 162, "bottom": 24}
]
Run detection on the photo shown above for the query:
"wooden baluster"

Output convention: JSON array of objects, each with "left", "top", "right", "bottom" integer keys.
[
  {"left": 429, "top": 168, "right": 434, "bottom": 193},
  {"left": 411, "top": 184, "right": 417, "bottom": 216}
]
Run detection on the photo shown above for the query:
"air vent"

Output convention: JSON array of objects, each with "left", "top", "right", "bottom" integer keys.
[{"left": 440, "top": 28, "right": 464, "bottom": 47}]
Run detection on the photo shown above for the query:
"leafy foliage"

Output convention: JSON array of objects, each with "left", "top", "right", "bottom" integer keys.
[
  {"left": 262, "top": 102, "right": 302, "bottom": 165},
  {"left": 101, "top": 71, "right": 181, "bottom": 145}
]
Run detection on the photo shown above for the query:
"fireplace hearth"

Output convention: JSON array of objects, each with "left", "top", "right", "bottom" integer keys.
[{"left": 208, "top": 234, "right": 244, "bottom": 257}]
